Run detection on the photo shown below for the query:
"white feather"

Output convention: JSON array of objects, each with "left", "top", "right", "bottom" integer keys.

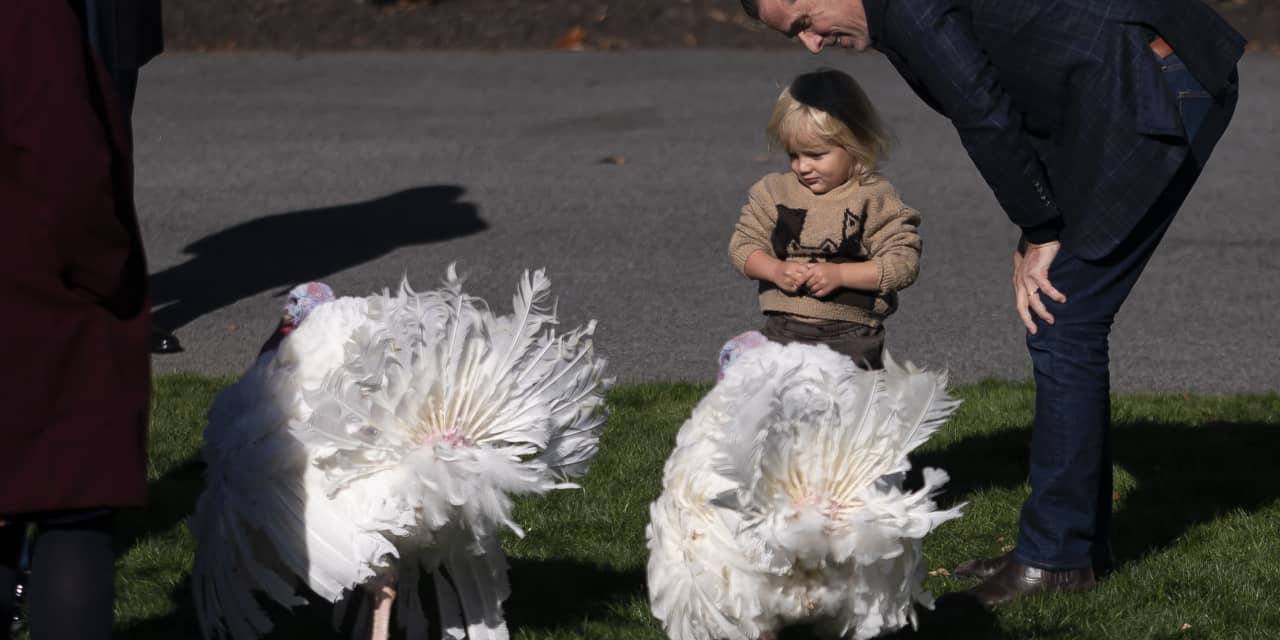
[
  {"left": 190, "top": 266, "right": 610, "bottom": 638},
  {"left": 647, "top": 340, "right": 963, "bottom": 640}
]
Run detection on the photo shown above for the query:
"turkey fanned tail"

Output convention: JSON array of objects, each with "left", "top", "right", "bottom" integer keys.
[
  {"left": 647, "top": 341, "right": 963, "bottom": 640},
  {"left": 190, "top": 266, "right": 610, "bottom": 639},
  {"left": 294, "top": 267, "right": 611, "bottom": 545}
]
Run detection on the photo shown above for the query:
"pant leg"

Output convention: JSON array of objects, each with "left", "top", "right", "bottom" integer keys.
[
  {"left": 761, "top": 315, "right": 885, "bottom": 369},
  {"left": 0, "top": 520, "right": 28, "bottom": 640},
  {"left": 1014, "top": 57, "right": 1238, "bottom": 570},
  {"left": 109, "top": 66, "right": 139, "bottom": 122},
  {"left": 26, "top": 511, "right": 117, "bottom": 640},
  {"left": 1016, "top": 233, "right": 1149, "bottom": 570},
  {"left": 81, "top": 0, "right": 140, "bottom": 126}
]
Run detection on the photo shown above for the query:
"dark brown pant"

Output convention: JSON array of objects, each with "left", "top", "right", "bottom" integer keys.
[{"left": 761, "top": 314, "right": 885, "bottom": 370}]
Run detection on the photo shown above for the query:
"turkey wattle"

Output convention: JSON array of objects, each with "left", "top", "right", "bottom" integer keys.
[
  {"left": 189, "top": 266, "right": 612, "bottom": 640},
  {"left": 646, "top": 332, "right": 964, "bottom": 640}
]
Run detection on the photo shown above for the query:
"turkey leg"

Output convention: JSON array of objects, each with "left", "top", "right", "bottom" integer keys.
[{"left": 368, "top": 576, "right": 397, "bottom": 640}]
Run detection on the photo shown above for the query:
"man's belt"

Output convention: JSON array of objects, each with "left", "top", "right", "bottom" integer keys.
[{"left": 1150, "top": 36, "right": 1174, "bottom": 59}]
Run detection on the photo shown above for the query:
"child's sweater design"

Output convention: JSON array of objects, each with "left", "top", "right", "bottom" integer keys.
[
  {"left": 729, "top": 172, "right": 922, "bottom": 327},
  {"left": 773, "top": 205, "right": 865, "bottom": 261}
]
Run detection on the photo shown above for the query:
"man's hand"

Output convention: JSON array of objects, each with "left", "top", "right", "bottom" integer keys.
[
  {"left": 771, "top": 261, "right": 811, "bottom": 294},
  {"left": 802, "top": 262, "right": 844, "bottom": 298},
  {"left": 1013, "top": 241, "right": 1067, "bottom": 334}
]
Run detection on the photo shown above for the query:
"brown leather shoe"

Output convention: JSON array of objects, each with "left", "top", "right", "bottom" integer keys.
[
  {"left": 954, "top": 551, "right": 1013, "bottom": 580},
  {"left": 968, "top": 557, "right": 1096, "bottom": 606}
]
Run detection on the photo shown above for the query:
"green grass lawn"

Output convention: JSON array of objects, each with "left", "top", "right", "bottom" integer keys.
[{"left": 76, "top": 375, "right": 1280, "bottom": 639}]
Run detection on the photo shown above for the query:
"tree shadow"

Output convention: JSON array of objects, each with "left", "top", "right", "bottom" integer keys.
[
  {"left": 908, "top": 431, "right": 1030, "bottom": 506},
  {"left": 768, "top": 593, "right": 1012, "bottom": 640},
  {"left": 115, "top": 574, "right": 346, "bottom": 640},
  {"left": 1105, "top": 419, "right": 1280, "bottom": 565},
  {"left": 113, "top": 575, "right": 198, "bottom": 639},
  {"left": 505, "top": 557, "right": 646, "bottom": 631},
  {"left": 150, "top": 185, "right": 487, "bottom": 333},
  {"left": 113, "top": 455, "right": 204, "bottom": 559},
  {"left": 116, "top": 556, "right": 646, "bottom": 639},
  {"left": 104, "top": 453, "right": 202, "bottom": 636},
  {"left": 908, "top": 418, "right": 1280, "bottom": 570}
]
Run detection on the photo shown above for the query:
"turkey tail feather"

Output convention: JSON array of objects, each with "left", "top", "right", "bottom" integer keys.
[
  {"left": 192, "top": 266, "right": 608, "bottom": 639},
  {"left": 648, "top": 342, "right": 964, "bottom": 640}
]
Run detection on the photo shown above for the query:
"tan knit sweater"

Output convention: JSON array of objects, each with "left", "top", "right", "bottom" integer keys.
[{"left": 728, "top": 172, "right": 922, "bottom": 326}]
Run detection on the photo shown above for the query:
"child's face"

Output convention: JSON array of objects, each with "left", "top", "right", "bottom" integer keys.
[{"left": 787, "top": 138, "right": 854, "bottom": 195}]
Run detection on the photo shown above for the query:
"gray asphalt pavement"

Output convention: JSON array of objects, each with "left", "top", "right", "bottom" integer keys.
[{"left": 137, "top": 50, "right": 1280, "bottom": 393}]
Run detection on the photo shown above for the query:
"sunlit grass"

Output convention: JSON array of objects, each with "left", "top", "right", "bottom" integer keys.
[{"left": 19, "top": 376, "right": 1273, "bottom": 639}]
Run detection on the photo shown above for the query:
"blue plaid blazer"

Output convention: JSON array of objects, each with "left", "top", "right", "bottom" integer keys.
[{"left": 862, "top": 0, "right": 1245, "bottom": 259}]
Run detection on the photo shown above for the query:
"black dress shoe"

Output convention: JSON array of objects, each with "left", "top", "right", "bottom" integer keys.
[
  {"left": 151, "top": 328, "right": 184, "bottom": 354},
  {"left": 954, "top": 551, "right": 1013, "bottom": 580},
  {"left": 968, "top": 557, "right": 1095, "bottom": 606}
]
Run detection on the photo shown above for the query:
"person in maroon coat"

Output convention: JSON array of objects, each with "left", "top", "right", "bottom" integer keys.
[{"left": 0, "top": 0, "right": 152, "bottom": 637}]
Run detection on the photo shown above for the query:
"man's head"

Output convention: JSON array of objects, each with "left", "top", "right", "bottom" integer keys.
[{"left": 741, "top": 0, "right": 871, "bottom": 53}]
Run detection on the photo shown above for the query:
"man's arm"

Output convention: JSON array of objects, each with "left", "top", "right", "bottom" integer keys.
[{"left": 880, "top": 0, "right": 1062, "bottom": 244}]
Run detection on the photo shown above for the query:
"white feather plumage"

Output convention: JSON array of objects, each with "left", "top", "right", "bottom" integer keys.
[
  {"left": 190, "top": 266, "right": 611, "bottom": 639},
  {"left": 646, "top": 337, "right": 963, "bottom": 640}
]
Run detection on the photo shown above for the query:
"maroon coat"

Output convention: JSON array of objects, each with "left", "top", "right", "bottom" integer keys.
[{"left": 0, "top": 0, "right": 151, "bottom": 514}]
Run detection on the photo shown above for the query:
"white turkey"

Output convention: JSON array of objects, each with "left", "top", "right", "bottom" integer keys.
[
  {"left": 646, "top": 332, "right": 964, "bottom": 640},
  {"left": 189, "top": 266, "right": 611, "bottom": 640}
]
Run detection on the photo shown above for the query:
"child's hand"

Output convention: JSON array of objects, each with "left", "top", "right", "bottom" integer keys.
[
  {"left": 771, "top": 261, "right": 811, "bottom": 294},
  {"left": 802, "top": 263, "right": 844, "bottom": 298}
]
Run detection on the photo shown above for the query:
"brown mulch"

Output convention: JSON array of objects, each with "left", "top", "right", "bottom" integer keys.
[{"left": 165, "top": 0, "right": 1280, "bottom": 52}]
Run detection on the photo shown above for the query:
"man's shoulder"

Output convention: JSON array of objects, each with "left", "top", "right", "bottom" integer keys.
[{"left": 878, "top": 0, "right": 956, "bottom": 25}]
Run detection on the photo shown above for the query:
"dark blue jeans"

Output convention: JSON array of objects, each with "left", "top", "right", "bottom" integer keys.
[{"left": 1015, "top": 55, "right": 1239, "bottom": 570}]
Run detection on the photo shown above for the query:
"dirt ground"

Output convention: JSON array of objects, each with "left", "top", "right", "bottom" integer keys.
[{"left": 164, "top": 0, "right": 1280, "bottom": 53}]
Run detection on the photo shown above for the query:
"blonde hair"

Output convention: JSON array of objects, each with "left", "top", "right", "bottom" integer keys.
[{"left": 766, "top": 69, "right": 892, "bottom": 184}]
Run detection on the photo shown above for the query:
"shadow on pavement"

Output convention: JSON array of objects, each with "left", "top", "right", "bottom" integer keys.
[{"left": 150, "top": 185, "right": 486, "bottom": 334}]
